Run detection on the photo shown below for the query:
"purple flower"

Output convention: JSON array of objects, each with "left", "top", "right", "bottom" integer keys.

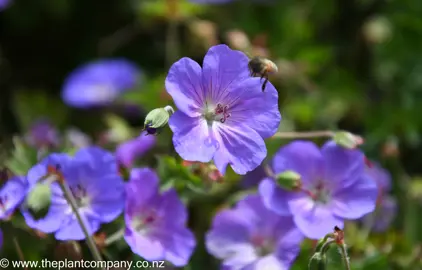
[
  {"left": 259, "top": 140, "right": 378, "bottom": 239},
  {"left": 116, "top": 132, "right": 156, "bottom": 168},
  {"left": 206, "top": 194, "right": 303, "bottom": 269},
  {"left": 166, "top": 44, "right": 281, "bottom": 175},
  {"left": 0, "top": 176, "right": 28, "bottom": 219},
  {"left": 62, "top": 59, "right": 142, "bottom": 108},
  {"left": 124, "top": 168, "right": 196, "bottom": 267},
  {"left": 22, "top": 147, "right": 125, "bottom": 240},
  {"left": 361, "top": 163, "right": 397, "bottom": 232},
  {"left": 25, "top": 119, "right": 60, "bottom": 148}
]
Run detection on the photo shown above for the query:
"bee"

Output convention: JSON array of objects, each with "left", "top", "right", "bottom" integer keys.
[{"left": 248, "top": 56, "right": 278, "bottom": 91}]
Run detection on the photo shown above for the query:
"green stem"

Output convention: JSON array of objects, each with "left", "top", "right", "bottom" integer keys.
[
  {"left": 58, "top": 182, "right": 104, "bottom": 268},
  {"left": 105, "top": 228, "right": 125, "bottom": 246},
  {"left": 272, "top": 131, "right": 335, "bottom": 139},
  {"left": 338, "top": 244, "right": 351, "bottom": 270}
]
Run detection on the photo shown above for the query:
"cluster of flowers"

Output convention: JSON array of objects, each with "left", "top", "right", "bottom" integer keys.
[{"left": 0, "top": 44, "right": 396, "bottom": 270}]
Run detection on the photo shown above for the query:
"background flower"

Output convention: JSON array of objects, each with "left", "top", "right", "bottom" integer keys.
[
  {"left": 23, "top": 147, "right": 125, "bottom": 240},
  {"left": 361, "top": 163, "right": 397, "bottom": 232},
  {"left": 61, "top": 59, "right": 142, "bottom": 108},
  {"left": 259, "top": 140, "right": 378, "bottom": 239},
  {"left": 0, "top": 176, "right": 27, "bottom": 219},
  {"left": 166, "top": 44, "right": 281, "bottom": 175},
  {"left": 0, "top": 0, "right": 11, "bottom": 11},
  {"left": 124, "top": 168, "right": 196, "bottom": 267},
  {"left": 25, "top": 119, "right": 60, "bottom": 148},
  {"left": 206, "top": 194, "right": 303, "bottom": 270},
  {"left": 116, "top": 132, "right": 156, "bottom": 168}
]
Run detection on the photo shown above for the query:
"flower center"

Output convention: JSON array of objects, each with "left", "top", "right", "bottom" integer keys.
[
  {"left": 70, "top": 184, "right": 90, "bottom": 208},
  {"left": 250, "top": 234, "right": 274, "bottom": 257},
  {"left": 308, "top": 182, "right": 331, "bottom": 204},
  {"left": 203, "top": 103, "right": 231, "bottom": 124},
  {"left": 132, "top": 212, "right": 157, "bottom": 233}
]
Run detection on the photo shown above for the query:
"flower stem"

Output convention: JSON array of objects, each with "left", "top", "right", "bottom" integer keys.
[
  {"left": 105, "top": 228, "right": 125, "bottom": 246},
  {"left": 338, "top": 244, "right": 351, "bottom": 270},
  {"left": 272, "top": 131, "right": 335, "bottom": 139},
  {"left": 58, "top": 182, "right": 104, "bottom": 266},
  {"left": 13, "top": 237, "right": 28, "bottom": 270}
]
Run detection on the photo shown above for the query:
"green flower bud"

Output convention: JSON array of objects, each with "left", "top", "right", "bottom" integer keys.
[
  {"left": 24, "top": 183, "right": 52, "bottom": 220},
  {"left": 143, "top": 106, "right": 174, "bottom": 135},
  {"left": 275, "top": 170, "right": 302, "bottom": 191},
  {"left": 308, "top": 252, "right": 327, "bottom": 270},
  {"left": 333, "top": 131, "right": 363, "bottom": 150}
]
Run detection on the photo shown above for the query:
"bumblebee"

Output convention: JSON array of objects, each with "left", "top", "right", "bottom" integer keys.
[{"left": 248, "top": 56, "right": 278, "bottom": 91}]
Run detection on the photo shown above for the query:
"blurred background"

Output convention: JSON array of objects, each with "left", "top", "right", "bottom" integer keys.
[{"left": 1, "top": 0, "right": 422, "bottom": 269}]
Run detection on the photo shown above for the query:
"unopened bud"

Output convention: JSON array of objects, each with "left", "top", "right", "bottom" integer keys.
[
  {"left": 275, "top": 170, "right": 302, "bottom": 191},
  {"left": 143, "top": 106, "right": 174, "bottom": 135},
  {"left": 333, "top": 131, "right": 364, "bottom": 149},
  {"left": 25, "top": 183, "right": 52, "bottom": 220}
]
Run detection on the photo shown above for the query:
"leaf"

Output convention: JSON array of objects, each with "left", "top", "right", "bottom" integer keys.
[{"left": 5, "top": 137, "right": 39, "bottom": 175}]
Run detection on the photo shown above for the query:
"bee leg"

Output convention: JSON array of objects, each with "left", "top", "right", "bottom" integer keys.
[
  {"left": 260, "top": 73, "right": 265, "bottom": 82},
  {"left": 262, "top": 77, "right": 269, "bottom": 92}
]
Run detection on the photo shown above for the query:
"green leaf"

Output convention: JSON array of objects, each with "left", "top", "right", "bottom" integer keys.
[{"left": 5, "top": 137, "right": 39, "bottom": 175}]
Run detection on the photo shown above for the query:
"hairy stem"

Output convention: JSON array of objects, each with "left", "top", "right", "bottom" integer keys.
[
  {"left": 338, "top": 244, "right": 351, "bottom": 270},
  {"left": 272, "top": 131, "right": 335, "bottom": 139},
  {"left": 59, "top": 182, "right": 104, "bottom": 267}
]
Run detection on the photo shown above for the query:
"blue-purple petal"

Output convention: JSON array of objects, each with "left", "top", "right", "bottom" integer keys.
[
  {"left": 165, "top": 57, "right": 204, "bottom": 117},
  {"left": 258, "top": 178, "right": 292, "bottom": 216},
  {"left": 272, "top": 140, "right": 323, "bottom": 185},
  {"left": 169, "top": 111, "right": 217, "bottom": 163},
  {"left": 321, "top": 140, "right": 365, "bottom": 189},
  {"left": 331, "top": 174, "right": 378, "bottom": 219},
  {"left": 213, "top": 124, "right": 266, "bottom": 175},
  {"left": 202, "top": 44, "right": 250, "bottom": 103}
]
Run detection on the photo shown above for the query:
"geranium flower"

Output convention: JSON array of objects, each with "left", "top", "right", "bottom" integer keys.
[
  {"left": 62, "top": 59, "right": 141, "bottom": 108},
  {"left": 23, "top": 147, "right": 125, "bottom": 240},
  {"left": 166, "top": 44, "right": 281, "bottom": 175},
  {"left": 259, "top": 140, "right": 378, "bottom": 239},
  {"left": 206, "top": 194, "right": 303, "bottom": 269},
  {"left": 124, "top": 168, "right": 196, "bottom": 266}
]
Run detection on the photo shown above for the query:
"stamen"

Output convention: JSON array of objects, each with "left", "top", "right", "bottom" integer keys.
[{"left": 215, "top": 104, "right": 231, "bottom": 123}]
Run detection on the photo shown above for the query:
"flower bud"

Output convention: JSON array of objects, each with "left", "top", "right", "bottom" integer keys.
[
  {"left": 333, "top": 131, "right": 364, "bottom": 149},
  {"left": 24, "top": 183, "right": 52, "bottom": 220},
  {"left": 143, "top": 106, "right": 174, "bottom": 135},
  {"left": 275, "top": 170, "right": 302, "bottom": 191}
]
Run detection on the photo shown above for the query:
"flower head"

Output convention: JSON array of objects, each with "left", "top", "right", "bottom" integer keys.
[
  {"left": 116, "top": 132, "right": 156, "bottom": 168},
  {"left": 124, "top": 168, "right": 196, "bottom": 267},
  {"left": 206, "top": 194, "right": 303, "bottom": 269},
  {"left": 166, "top": 44, "right": 281, "bottom": 175},
  {"left": 62, "top": 59, "right": 142, "bottom": 108},
  {"left": 26, "top": 119, "right": 60, "bottom": 148},
  {"left": 22, "top": 147, "right": 125, "bottom": 240},
  {"left": 0, "top": 176, "right": 28, "bottom": 220},
  {"left": 259, "top": 140, "right": 378, "bottom": 239},
  {"left": 361, "top": 162, "right": 397, "bottom": 232}
]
